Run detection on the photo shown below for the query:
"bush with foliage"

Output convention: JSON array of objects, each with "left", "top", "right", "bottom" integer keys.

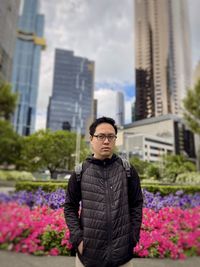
[
  {"left": 161, "top": 155, "right": 196, "bottom": 183},
  {"left": 19, "top": 130, "right": 89, "bottom": 178},
  {"left": 0, "top": 170, "right": 35, "bottom": 181},
  {"left": 175, "top": 172, "right": 200, "bottom": 185},
  {"left": 14, "top": 180, "right": 200, "bottom": 195},
  {"left": 145, "top": 163, "right": 161, "bottom": 180},
  {"left": 142, "top": 184, "right": 200, "bottom": 195},
  {"left": 129, "top": 156, "right": 149, "bottom": 177},
  {"left": 15, "top": 181, "right": 66, "bottom": 192},
  {"left": 0, "top": 121, "right": 22, "bottom": 167}
]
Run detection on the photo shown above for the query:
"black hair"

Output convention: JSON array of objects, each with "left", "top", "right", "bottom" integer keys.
[{"left": 89, "top": 116, "right": 118, "bottom": 136}]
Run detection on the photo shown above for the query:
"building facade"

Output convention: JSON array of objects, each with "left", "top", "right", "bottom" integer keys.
[
  {"left": 118, "top": 133, "right": 174, "bottom": 163},
  {"left": 116, "top": 114, "right": 196, "bottom": 162},
  {"left": 94, "top": 89, "right": 125, "bottom": 126},
  {"left": 134, "top": 0, "right": 191, "bottom": 120},
  {"left": 11, "top": 0, "right": 45, "bottom": 135},
  {"left": 0, "top": 0, "right": 20, "bottom": 81},
  {"left": 47, "top": 49, "right": 95, "bottom": 136}
]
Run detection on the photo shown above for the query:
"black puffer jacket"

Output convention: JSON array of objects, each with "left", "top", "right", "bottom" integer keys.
[{"left": 64, "top": 154, "right": 143, "bottom": 267}]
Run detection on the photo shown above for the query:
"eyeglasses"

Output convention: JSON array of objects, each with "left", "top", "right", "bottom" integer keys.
[{"left": 93, "top": 134, "right": 117, "bottom": 142}]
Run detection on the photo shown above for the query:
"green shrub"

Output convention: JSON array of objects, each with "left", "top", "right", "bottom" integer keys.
[
  {"left": 161, "top": 155, "right": 196, "bottom": 183},
  {"left": 15, "top": 180, "right": 200, "bottom": 195},
  {"left": 15, "top": 181, "right": 67, "bottom": 192},
  {"left": 129, "top": 157, "right": 150, "bottom": 175},
  {"left": 175, "top": 172, "right": 200, "bottom": 185},
  {"left": 0, "top": 170, "right": 6, "bottom": 180},
  {"left": 145, "top": 164, "right": 161, "bottom": 180},
  {"left": 0, "top": 170, "right": 35, "bottom": 181},
  {"left": 141, "top": 179, "right": 160, "bottom": 184},
  {"left": 141, "top": 184, "right": 200, "bottom": 195}
]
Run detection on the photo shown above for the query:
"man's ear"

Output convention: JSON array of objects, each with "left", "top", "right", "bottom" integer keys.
[{"left": 89, "top": 135, "right": 93, "bottom": 141}]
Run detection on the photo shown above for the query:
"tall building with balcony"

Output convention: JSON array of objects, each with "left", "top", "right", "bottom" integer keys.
[
  {"left": 0, "top": 0, "right": 20, "bottom": 81},
  {"left": 47, "top": 49, "right": 95, "bottom": 136},
  {"left": 11, "top": 0, "right": 46, "bottom": 135},
  {"left": 134, "top": 0, "right": 191, "bottom": 120}
]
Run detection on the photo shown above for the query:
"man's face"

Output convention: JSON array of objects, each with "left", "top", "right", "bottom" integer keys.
[{"left": 90, "top": 123, "right": 117, "bottom": 160}]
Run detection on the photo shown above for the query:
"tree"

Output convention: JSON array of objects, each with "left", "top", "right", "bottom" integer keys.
[
  {"left": 183, "top": 80, "right": 200, "bottom": 170},
  {"left": 0, "top": 80, "right": 18, "bottom": 120},
  {"left": 129, "top": 156, "right": 150, "bottom": 177},
  {"left": 161, "top": 154, "right": 196, "bottom": 183},
  {"left": 183, "top": 80, "right": 200, "bottom": 134},
  {"left": 21, "top": 129, "right": 88, "bottom": 178},
  {"left": 145, "top": 163, "right": 161, "bottom": 180},
  {"left": 0, "top": 120, "right": 22, "bottom": 167}
]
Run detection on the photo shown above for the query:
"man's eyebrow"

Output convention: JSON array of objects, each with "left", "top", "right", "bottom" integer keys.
[{"left": 95, "top": 133, "right": 115, "bottom": 135}]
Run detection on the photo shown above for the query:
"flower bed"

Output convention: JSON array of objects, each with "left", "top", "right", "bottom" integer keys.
[
  {"left": 0, "top": 202, "right": 199, "bottom": 258},
  {"left": 0, "top": 188, "right": 200, "bottom": 211},
  {"left": 0, "top": 202, "right": 71, "bottom": 256},
  {"left": 135, "top": 207, "right": 200, "bottom": 258}
]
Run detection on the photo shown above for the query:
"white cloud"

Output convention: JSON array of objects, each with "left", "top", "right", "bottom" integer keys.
[
  {"left": 94, "top": 89, "right": 135, "bottom": 125},
  {"left": 36, "top": 0, "right": 135, "bottom": 130},
  {"left": 35, "top": 110, "right": 47, "bottom": 130},
  {"left": 94, "top": 89, "right": 124, "bottom": 122},
  {"left": 36, "top": 0, "right": 200, "bottom": 130},
  {"left": 125, "top": 97, "right": 135, "bottom": 124}
]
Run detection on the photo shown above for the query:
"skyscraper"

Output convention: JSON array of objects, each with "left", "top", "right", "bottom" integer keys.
[
  {"left": 0, "top": 0, "right": 20, "bottom": 81},
  {"left": 134, "top": 0, "right": 191, "bottom": 121},
  {"left": 12, "top": 0, "right": 46, "bottom": 135},
  {"left": 94, "top": 89, "right": 125, "bottom": 126},
  {"left": 47, "top": 49, "right": 95, "bottom": 136}
]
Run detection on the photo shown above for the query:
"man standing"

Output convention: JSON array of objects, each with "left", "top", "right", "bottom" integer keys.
[{"left": 64, "top": 117, "right": 143, "bottom": 267}]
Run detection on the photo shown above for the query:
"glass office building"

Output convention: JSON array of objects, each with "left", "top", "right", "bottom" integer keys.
[
  {"left": 12, "top": 0, "right": 45, "bottom": 135},
  {"left": 47, "top": 49, "right": 95, "bottom": 136},
  {"left": 0, "top": 0, "right": 20, "bottom": 81}
]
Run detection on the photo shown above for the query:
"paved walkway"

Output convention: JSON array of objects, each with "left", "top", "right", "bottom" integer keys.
[
  {"left": 0, "top": 187, "right": 15, "bottom": 194},
  {"left": 0, "top": 251, "right": 200, "bottom": 267}
]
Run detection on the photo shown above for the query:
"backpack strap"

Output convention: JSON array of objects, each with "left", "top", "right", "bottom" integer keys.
[
  {"left": 119, "top": 156, "right": 131, "bottom": 178},
  {"left": 74, "top": 161, "right": 90, "bottom": 182},
  {"left": 74, "top": 162, "right": 83, "bottom": 182}
]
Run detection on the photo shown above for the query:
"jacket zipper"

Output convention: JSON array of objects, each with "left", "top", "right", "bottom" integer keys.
[{"left": 104, "top": 163, "right": 112, "bottom": 265}]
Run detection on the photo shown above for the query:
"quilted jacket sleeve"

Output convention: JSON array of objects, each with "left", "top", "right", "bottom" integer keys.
[
  {"left": 64, "top": 172, "right": 83, "bottom": 250},
  {"left": 128, "top": 166, "right": 143, "bottom": 245}
]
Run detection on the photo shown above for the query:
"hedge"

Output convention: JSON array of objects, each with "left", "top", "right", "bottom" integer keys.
[
  {"left": 141, "top": 184, "right": 200, "bottom": 195},
  {"left": 15, "top": 181, "right": 200, "bottom": 195},
  {"left": 15, "top": 181, "right": 67, "bottom": 192},
  {"left": 0, "top": 170, "right": 35, "bottom": 181}
]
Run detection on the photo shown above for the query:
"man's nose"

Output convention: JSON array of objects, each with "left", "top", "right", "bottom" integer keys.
[{"left": 103, "top": 137, "right": 110, "bottom": 143}]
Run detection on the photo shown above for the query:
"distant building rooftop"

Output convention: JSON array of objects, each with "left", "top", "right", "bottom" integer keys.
[{"left": 124, "top": 114, "right": 182, "bottom": 129}]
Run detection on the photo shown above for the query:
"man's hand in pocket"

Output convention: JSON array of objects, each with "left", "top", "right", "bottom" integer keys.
[{"left": 78, "top": 240, "right": 83, "bottom": 255}]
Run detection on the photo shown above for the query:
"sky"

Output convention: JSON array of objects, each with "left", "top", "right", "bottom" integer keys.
[{"left": 36, "top": 0, "right": 200, "bottom": 129}]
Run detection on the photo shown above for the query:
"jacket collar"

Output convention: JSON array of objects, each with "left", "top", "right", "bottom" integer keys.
[{"left": 86, "top": 154, "right": 118, "bottom": 166}]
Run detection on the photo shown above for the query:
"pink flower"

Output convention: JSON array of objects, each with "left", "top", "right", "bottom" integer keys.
[
  {"left": 0, "top": 203, "right": 200, "bottom": 258},
  {"left": 49, "top": 248, "right": 59, "bottom": 256}
]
